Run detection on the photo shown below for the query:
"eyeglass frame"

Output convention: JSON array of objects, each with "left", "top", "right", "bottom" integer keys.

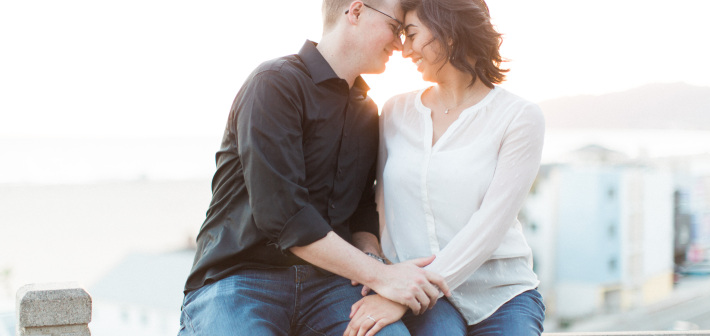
[{"left": 345, "top": 3, "right": 405, "bottom": 40}]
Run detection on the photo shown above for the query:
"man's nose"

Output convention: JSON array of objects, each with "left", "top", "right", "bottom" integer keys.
[{"left": 393, "top": 35, "right": 403, "bottom": 51}]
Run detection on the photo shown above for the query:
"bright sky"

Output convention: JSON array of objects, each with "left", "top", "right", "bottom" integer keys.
[{"left": 1, "top": 0, "right": 709, "bottom": 138}]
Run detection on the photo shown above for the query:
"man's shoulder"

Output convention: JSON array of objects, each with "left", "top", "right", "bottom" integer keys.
[{"left": 252, "top": 54, "right": 308, "bottom": 80}]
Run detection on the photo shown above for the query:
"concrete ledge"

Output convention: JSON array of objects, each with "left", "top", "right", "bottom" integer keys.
[
  {"left": 19, "top": 324, "right": 89, "bottom": 336},
  {"left": 16, "top": 282, "right": 91, "bottom": 336},
  {"left": 11, "top": 281, "right": 709, "bottom": 336}
]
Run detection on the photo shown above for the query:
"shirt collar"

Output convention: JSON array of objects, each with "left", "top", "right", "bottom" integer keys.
[
  {"left": 298, "top": 40, "right": 370, "bottom": 96},
  {"left": 352, "top": 76, "right": 371, "bottom": 97}
]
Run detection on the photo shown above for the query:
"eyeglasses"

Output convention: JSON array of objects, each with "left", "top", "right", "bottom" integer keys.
[{"left": 346, "top": 3, "right": 404, "bottom": 40}]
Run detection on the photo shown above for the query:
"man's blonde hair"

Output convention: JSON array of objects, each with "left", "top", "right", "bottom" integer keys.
[{"left": 322, "top": 0, "right": 384, "bottom": 30}]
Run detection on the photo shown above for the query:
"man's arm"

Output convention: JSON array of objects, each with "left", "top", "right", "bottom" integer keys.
[
  {"left": 236, "top": 70, "right": 334, "bottom": 252},
  {"left": 349, "top": 158, "right": 384, "bottom": 257},
  {"left": 291, "top": 232, "right": 449, "bottom": 315},
  {"left": 237, "top": 70, "right": 448, "bottom": 314},
  {"left": 351, "top": 232, "right": 382, "bottom": 257}
]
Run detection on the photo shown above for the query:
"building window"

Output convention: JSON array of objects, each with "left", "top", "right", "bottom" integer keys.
[
  {"left": 608, "top": 258, "right": 617, "bottom": 272},
  {"left": 529, "top": 222, "right": 538, "bottom": 233}
]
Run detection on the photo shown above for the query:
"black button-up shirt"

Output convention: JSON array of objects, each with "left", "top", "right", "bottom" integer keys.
[{"left": 184, "top": 41, "right": 380, "bottom": 293}]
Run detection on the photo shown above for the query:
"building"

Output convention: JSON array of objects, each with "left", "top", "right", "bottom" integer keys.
[
  {"left": 522, "top": 146, "right": 675, "bottom": 327},
  {"left": 89, "top": 249, "right": 194, "bottom": 336},
  {"left": 0, "top": 311, "right": 12, "bottom": 336}
]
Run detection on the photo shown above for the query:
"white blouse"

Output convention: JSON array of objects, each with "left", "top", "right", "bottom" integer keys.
[{"left": 377, "top": 86, "right": 544, "bottom": 325}]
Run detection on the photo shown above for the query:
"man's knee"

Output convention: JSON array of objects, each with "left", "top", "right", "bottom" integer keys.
[{"left": 180, "top": 275, "right": 291, "bottom": 335}]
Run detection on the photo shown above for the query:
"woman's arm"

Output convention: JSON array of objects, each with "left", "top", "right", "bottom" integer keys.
[{"left": 425, "top": 103, "right": 545, "bottom": 290}]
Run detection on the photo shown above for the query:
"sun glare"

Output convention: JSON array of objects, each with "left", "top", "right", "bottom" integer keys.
[{"left": 364, "top": 51, "right": 432, "bottom": 112}]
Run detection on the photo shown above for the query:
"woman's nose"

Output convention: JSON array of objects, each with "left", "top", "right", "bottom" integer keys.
[{"left": 402, "top": 40, "right": 412, "bottom": 58}]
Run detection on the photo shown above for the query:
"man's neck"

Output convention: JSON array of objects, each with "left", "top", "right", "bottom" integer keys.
[{"left": 316, "top": 35, "right": 358, "bottom": 88}]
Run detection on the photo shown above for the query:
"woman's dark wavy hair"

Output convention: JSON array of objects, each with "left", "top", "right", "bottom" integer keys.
[{"left": 400, "top": 0, "right": 508, "bottom": 88}]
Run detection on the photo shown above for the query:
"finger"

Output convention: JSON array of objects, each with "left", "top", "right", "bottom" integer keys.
[
  {"left": 347, "top": 312, "right": 367, "bottom": 336},
  {"left": 366, "top": 320, "right": 388, "bottom": 336},
  {"left": 352, "top": 280, "right": 360, "bottom": 286},
  {"left": 350, "top": 300, "right": 363, "bottom": 319},
  {"left": 406, "top": 295, "right": 422, "bottom": 315},
  {"left": 421, "top": 282, "right": 439, "bottom": 310},
  {"left": 409, "top": 255, "right": 436, "bottom": 267},
  {"left": 361, "top": 285, "right": 371, "bottom": 296},
  {"left": 349, "top": 306, "right": 368, "bottom": 331},
  {"left": 344, "top": 323, "right": 355, "bottom": 336},
  {"left": 413, "top": 289, "right": 430, "bottom": 315},
  {"left": 357, "top": 317, "right": 376, "bottom": 336},
  {"left": 426, "top": 272, "right": 451, "bottom": 297}
]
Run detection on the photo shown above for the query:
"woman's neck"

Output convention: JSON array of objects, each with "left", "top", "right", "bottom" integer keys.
[{"left": 434, "top": 70, "right": 492, "bottom": 110}]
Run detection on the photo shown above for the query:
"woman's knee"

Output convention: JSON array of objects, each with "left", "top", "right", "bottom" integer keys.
[
  {"left": 403, "top": 298, "right": 467, "bottom": 336},
  {"left": 471, "top": 290, "right": 545, "bottom": 336}
]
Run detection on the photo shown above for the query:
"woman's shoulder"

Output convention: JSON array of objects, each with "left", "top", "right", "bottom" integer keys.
[
  {"left": 492, "top": 87, "right": 537, "bottom": 108},
  {"left": 491, "top": 87, "right": 545, "bottom": 137},
  {"left": 492, "top": 87, "right": 544, "bottom": 119}
]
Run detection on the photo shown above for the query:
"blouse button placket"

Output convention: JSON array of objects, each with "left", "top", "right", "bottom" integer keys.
[{"left": 421, "top": 114, "right": 440, "bottom": 254}]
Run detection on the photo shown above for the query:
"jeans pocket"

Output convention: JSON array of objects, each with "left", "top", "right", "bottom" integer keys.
[
  {"left": 178, "top": 304, "right": 193, "bottom": 335},
  {"left": 531, "top": 289, "right": 546, "bottom": 312}
]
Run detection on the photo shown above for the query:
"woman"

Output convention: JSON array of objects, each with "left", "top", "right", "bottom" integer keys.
[{"left": 344, "top": 0, "right": 546, "bottom": 335}]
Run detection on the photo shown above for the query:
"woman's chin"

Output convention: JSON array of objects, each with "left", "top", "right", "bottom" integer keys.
[{"left": 420, "top": 73, "right": 435, "bottom": 83}]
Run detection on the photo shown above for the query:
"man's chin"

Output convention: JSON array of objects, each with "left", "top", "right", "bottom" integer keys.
[{"left": 363, "top": 63, "right": 387, "bottom": 75}]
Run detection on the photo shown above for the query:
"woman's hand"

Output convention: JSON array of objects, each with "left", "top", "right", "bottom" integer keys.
[{"left": 343, "top": 294, "right": 408, "bottom": 336}]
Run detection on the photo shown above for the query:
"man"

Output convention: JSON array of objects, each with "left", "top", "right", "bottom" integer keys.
[{"left": 178, "top": 1, "right": 450, "bottom": 335}]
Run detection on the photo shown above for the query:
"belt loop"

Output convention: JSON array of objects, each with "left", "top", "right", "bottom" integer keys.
[{"left": 294, "top": 265, "right": 304, "bottom": 283}]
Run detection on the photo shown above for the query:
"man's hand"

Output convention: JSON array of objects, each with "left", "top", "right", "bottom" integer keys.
[
  {"left": 367, "top": 255, "right": 450, "bottom": 315},
  {"left": 289, "top": 232, "right": 449, "bottom": 315},
  {"left": 344, "top": 295, "right": 407, "bottom": 336}
]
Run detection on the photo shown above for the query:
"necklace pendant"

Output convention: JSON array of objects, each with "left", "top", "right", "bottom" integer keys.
[{"left": 444, "top": 109, "right": 449, "bottom": 114}]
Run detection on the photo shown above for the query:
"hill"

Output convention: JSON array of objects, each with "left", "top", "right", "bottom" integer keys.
[{"left": 539, "top": 83, "right": 710, "bottom": 130}]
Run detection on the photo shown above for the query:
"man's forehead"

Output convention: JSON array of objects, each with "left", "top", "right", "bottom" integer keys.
[{"left": 380, "top": 0, "right": 404, "bottom": 19}]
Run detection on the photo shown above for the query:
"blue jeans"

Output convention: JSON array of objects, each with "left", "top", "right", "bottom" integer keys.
[
  {"left": 401, "top": 289, "right": 545, "bottom": 336},
  {"left": 178, "top": 265, "right": 410, "bottom": 336}
]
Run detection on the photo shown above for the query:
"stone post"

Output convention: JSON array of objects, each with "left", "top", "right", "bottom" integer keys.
[{"left": 15, "top": 283, "right": 92, "bottom": 336}]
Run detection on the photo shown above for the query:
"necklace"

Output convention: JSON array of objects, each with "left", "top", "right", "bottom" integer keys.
[{"left": 438, "top": 89, "right": 474, "bottom": 115}]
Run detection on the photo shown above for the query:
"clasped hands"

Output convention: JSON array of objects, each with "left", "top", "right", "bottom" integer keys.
[{"left": 344, "top": 255, "right": 450, "bottom": 336}]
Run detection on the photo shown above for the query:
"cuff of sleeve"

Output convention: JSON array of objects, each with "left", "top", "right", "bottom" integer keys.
[
  {"left": 349, "top": 204, "right": 380, "bottom": 240},
  {"left": 277, "top": 205, "right": 333, "bottom": 252}
]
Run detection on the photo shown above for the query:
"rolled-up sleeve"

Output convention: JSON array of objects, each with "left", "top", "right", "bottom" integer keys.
[
  {"left": 348, "top": 157, "right": 379, "bottom": 239},
  {"left": 235, "top": 70, "right": 332, "bottom": 251}
]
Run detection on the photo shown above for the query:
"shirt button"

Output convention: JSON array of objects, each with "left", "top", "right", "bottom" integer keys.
[{"left": 331, "top": 204, "right": 336, "bottom": 209}]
